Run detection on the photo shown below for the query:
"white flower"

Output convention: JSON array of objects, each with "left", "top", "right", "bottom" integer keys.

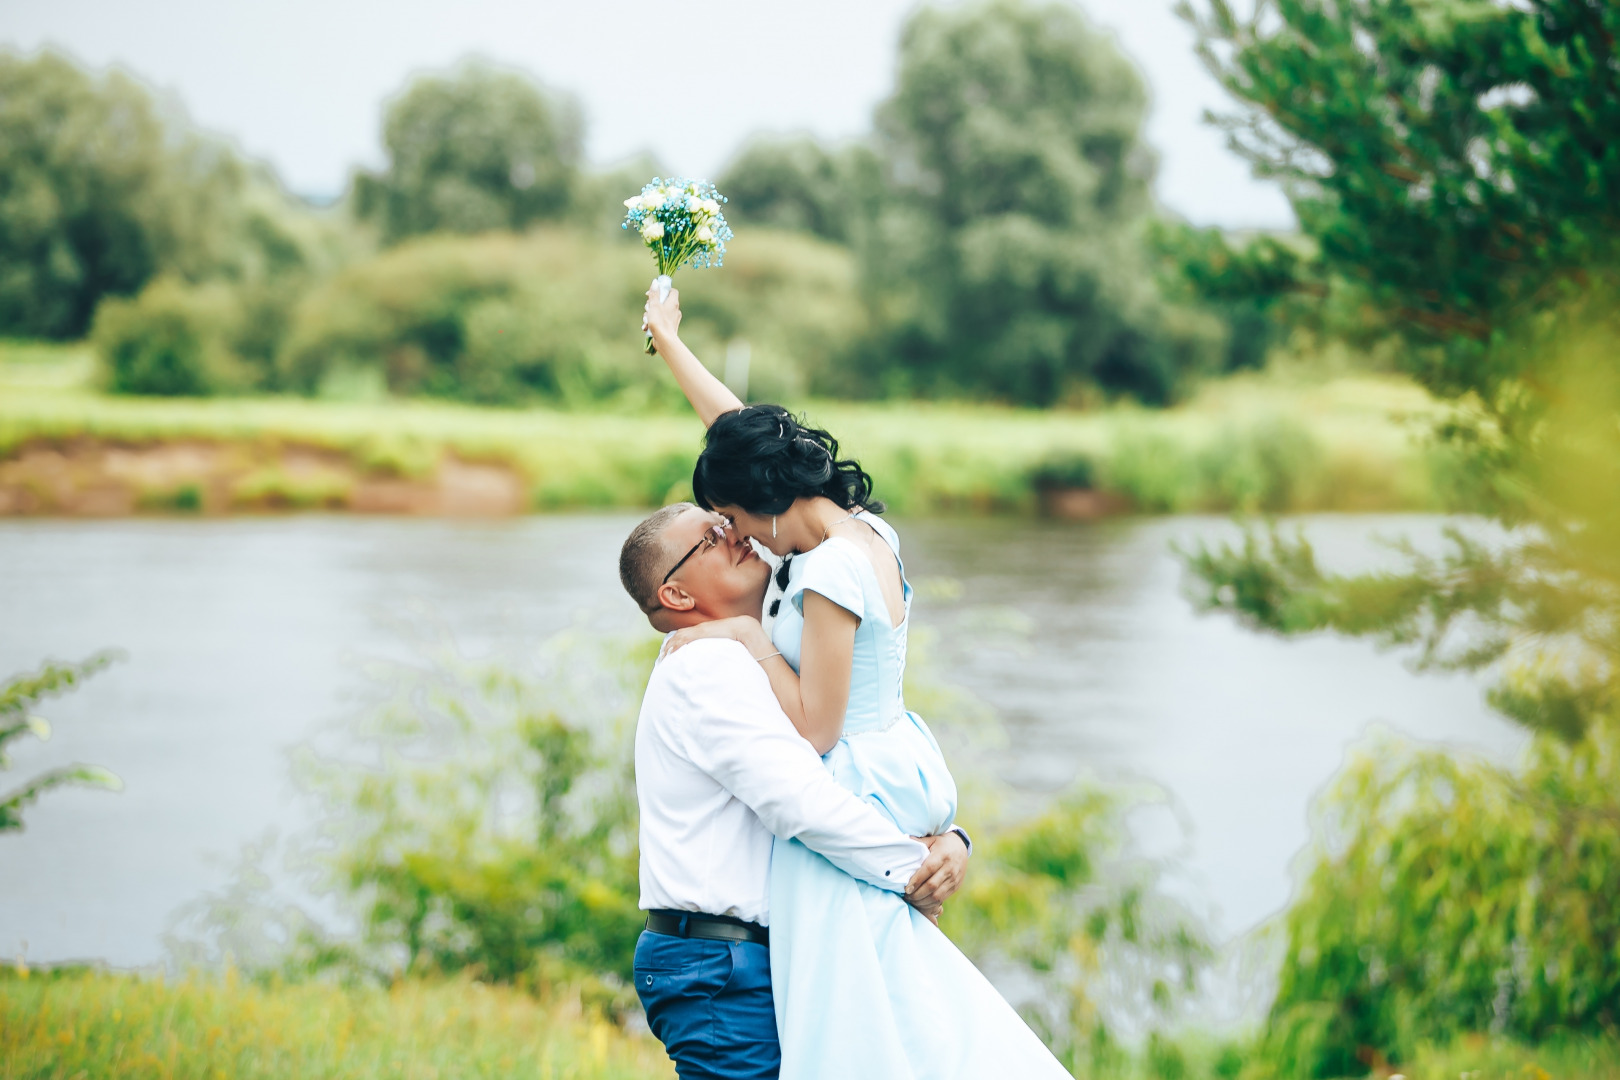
[
  {"left": 686, "top": 195, "right": 703, "bottom": 212},
  {"left": 700, "top": 198, "right": 721, "bottom": 216},
  {"left": 641, "top": 220, "right": 665, "bottom": 241},
  {"left": 623, "top": 195, "right": 643, "bottom": 210},
  {"left": 696, "top": 225, "right": 714, "bottom": 242},
  {"left": 643, "top": 191, "right": 665, "bottom": 210}
]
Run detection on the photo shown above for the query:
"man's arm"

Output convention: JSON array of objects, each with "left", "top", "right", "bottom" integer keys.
[{"left": 670, "top": 641, "right": 927, "bottom": 892}]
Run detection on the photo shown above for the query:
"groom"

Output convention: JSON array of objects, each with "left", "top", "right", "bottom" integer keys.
[{"left": 619, "top": 503, "right": 970, "bottom": 1080}]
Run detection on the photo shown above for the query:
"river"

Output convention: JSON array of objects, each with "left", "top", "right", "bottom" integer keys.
[{"left": 0, "top": 514, "right": 1522, "bottom": 975}]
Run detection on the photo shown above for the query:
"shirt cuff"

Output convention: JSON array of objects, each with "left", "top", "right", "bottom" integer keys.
[{"left": 948, "top": 825, "right": 972, "bottom": 856}]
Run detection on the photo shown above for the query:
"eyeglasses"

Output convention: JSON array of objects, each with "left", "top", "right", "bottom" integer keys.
[{"left": 662, "top": 519, "right": 730, "bottom": 585}]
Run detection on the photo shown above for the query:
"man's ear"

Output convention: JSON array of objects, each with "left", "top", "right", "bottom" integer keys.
[{"left": 654, "top": 581, "right": 698, "bottom": 616}]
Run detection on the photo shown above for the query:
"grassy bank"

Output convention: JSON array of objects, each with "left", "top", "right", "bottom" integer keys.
[
  {"left": 4, "top": 968, "right": 1616, "bottom": 1080},
  {"left": 0, "top": 968, "right": 671, "bottom": 1080},
  {"left": 0, "top": 341, "right": 1449, "bottom": 515}
]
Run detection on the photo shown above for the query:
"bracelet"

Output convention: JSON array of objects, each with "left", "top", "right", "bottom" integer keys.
[{"left": 751, "top": 650, "right": 782, "bottom": 664}]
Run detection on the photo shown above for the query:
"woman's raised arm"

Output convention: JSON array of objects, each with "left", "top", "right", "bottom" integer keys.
[{"left": 643, "top": 282, "right": 743, "bottom": 428}]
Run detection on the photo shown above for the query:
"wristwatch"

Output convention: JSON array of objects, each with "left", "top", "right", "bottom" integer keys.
[{"left": 948, "top": 825, "right": 972, "bottom": 855}]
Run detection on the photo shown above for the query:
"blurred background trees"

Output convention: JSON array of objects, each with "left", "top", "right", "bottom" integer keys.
[
  {"left": 352, "top": 61, "right": 583, "bottom": 244},
  {"left": 864, "top": 0, "right": 1218, "bottom": 405},
  {"left": 5, "top": 0, "right": 1260, "bottom": 408},
  {"left": 721, "top": 0, "right": 1225, "bottom": 404},
  {"left": 0, "top": 52, "right": 320, "bottom": 344}
]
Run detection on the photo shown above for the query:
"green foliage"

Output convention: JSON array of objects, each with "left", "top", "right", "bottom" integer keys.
[
  {"left": 0, "top": 969, "right": 672, "bottom": 1079},
  {"left": 1184, "top": 336, "right": 1620, "bottom": 742},
  {"left": 856, "top": 0, "right": 1222, "bottom": 405},
  {"left": 1177, "top": 0, "right": 1620, "bottom": 400},
  {"left": 945, "top": 788, "right": 1212, "bottom": 1071},
  {"left": 1255, "top": 722, "right": 1620, "bottom": 1077},
  {"left": 1149, "top": 223, "right": 1307, "bottom": 373},
  {"left": 0, "top": 51, "right": 324, "bottom": 342},
  {"left": 1165, "top": 8, "right": 1620, "bottom": 1065},
  {"left": 1030, "top": 452, "right": 1100, "bottom": 492},
  {"left": 718, "top": 137, "right": 883, "bottom": 245},
  {"left": 277, "top": 227, "right": 869, "bottom": 405},
  {"left": 354, "top": 61, "right": 583, "bottom": 244},
  {"left": 92, "top": 278, "right": 258, "bottom": 396},
  {"left": 1, "top": 652, "right": 123, "bottom": 833},
  {"left": 291, "top": 639, "right": 649, "bottom": 991}
]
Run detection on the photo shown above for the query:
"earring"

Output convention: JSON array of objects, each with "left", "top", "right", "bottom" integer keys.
[{"left": 772, "top": 516, "right": 777, "bottom": 539}]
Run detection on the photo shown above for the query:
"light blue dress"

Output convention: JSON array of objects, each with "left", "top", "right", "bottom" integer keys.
[{"left": 768, "top": 512, "right": 1071, "bottom": 1080}]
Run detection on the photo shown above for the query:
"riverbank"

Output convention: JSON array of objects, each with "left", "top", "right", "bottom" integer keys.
[{"left": 0, "top": 342, "right": 1449, "bottom": 517}]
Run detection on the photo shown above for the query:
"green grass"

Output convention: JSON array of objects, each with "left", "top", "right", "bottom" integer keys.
[
  {"left": 0, "top": 339, "right": 1451, "bottom": 514},
  {"left": 0, "top": 967, "right": 672, "bottom": 1080},
  {"left": 4, "top": 968, "right": 1614, "bottom": 1080}
]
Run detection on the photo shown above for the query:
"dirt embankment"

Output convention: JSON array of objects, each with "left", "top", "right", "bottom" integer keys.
[{"left": 0, "top": 439, "right": 528, "bottom": 517}]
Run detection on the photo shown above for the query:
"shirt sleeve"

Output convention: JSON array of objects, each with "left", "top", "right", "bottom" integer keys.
[
  {"left": 789, "top": 539, "right": 867, "bottom": 619},
  {"left": 667, "top": 639, "right": 925, "bottom": 892}
]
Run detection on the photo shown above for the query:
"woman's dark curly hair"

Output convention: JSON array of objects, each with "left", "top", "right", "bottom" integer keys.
[{"left": 692, "top": 404, "right": 885, "bottom": 517}]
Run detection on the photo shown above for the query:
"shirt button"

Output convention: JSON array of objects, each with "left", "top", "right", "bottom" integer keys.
[
  {"left": 884, "top": 870, "right": 890, "bottom": 876},
  {"left": 645, "top": 975, "right": 653, "bottom": 986}
]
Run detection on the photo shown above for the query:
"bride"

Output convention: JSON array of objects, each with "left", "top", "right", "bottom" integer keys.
[{"left": 643, "top": 284, "right": 1071, "bottom": 1079}]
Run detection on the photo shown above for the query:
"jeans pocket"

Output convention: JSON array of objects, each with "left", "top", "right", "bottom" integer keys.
[{"left": 636, "top": 937, "right": 733, "bottom": 1001}]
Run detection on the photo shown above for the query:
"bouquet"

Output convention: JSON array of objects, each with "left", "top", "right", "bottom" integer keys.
[{"left": 622, "top": 177, "right": 733, "bottom": 353}]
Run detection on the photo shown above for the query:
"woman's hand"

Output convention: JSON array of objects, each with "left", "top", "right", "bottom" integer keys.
[
  {"left": 643, "top": 282, "right": 682, "bottom": 344},
  {"left": 660, "top": 615, "right": 766, "bottom": 660}
]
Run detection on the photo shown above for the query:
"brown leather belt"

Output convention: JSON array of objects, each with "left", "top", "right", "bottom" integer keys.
[{"left": 645, "top": 909, "right": 769, "bottom": 946}]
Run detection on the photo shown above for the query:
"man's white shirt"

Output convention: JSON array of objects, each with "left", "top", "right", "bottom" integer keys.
[{"left": 636, "top": 637, "right": 927, "bottom": 925}]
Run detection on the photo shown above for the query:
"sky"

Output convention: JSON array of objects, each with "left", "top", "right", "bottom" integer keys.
[{"left": 3, "top": 0, "right": 1294, "bottom": 230}]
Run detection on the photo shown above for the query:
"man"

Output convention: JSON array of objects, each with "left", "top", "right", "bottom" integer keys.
[{"left": 619, "top": 503, "right": 970, "bottom": 1080}]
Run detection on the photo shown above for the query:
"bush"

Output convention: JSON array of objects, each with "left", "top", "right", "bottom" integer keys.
[
  {"left": 278, "top": 227, "right": 868, "bottom": 406},
  {"left": 284, "top": 638, "right": 651, "bottom": 989},
  {"left": 92, "top": 278, "right": 259, "bottom": 396},
  {"left": 1257, "top": 720, "right": 1620, "bottom": 1077}
]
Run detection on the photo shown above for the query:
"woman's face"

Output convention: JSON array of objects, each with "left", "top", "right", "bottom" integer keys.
[{"left": 712, "top": 505, "right": 791, "bottom": 557}]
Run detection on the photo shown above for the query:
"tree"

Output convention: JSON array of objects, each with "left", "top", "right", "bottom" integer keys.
[
  {"left": 0, "top": 52, "right": 177, "bottom": 338},
  {"left": 1, "top": 653, "right": 123, "bottom": 833},
  {"left": 1170, "top": 0, "right": 1620, "bottom": 1068},
  {"left": 354, "top": 61, "right": 583, "bottom": 244},
  {"left": 864, "top": 0, "right": 1220, "bottom": 405},
  {"left": 0, "top": 51, "right": 325, "bottom": 343},
  {"left": 1177, "top": 0, "right": 1620, "bottom": 739},
  {"left": 1175, "top": 0, "right": 1620, "bottom": 399},
  {"left": 718, "top": 136, "right": 882, "bottom": 245}
]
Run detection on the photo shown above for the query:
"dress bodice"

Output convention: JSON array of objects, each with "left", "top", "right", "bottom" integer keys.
[{"left": 770, "top": 512, "right": 912, "bottom": 736}]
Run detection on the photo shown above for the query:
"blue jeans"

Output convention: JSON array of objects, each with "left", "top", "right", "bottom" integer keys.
[{"left": 634, "top": 928, "right": 780, "bottom": 1080}]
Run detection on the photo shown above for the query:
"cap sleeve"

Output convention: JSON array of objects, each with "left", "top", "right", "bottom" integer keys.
[{"left": 788, "top": 538, "right": 868, "bottom": 620}]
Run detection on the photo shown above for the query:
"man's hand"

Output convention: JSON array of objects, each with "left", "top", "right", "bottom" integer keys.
[{"left": 905, "top": 830, "right": 968, "bottom": 923}]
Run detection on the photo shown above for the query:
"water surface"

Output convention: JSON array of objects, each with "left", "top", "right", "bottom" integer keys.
[{"left": 0, "top": 515, "right": 1520, "bottom": 969}]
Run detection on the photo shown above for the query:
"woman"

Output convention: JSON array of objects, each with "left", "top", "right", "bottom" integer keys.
[{"left": 643, "top": 285, "right": 1070, "bottom": 1080}]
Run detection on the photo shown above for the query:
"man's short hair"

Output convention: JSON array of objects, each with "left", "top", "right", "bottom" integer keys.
[{"left": 620, "top": 502, "right": 695, "bottom": 614}]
